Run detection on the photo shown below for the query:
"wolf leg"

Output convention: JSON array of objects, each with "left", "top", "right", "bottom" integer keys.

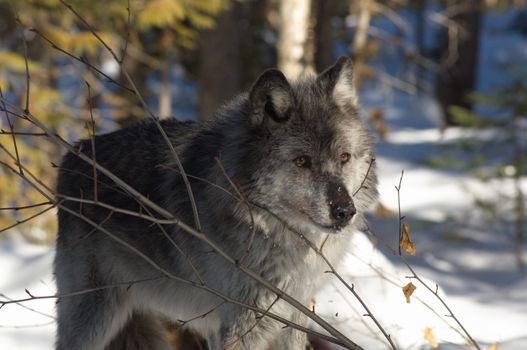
[
  {"left": 269, "top": 312, "right": 308, "bottom": 350},
  {"left": 106, "top": 312, "right": 171, "bottom": 350},
  {"left": 55, "top": 286, "right": 131, "bottom": 350},
  {"left": 217, "top": 310, "right": 277, "bottom": 350}
]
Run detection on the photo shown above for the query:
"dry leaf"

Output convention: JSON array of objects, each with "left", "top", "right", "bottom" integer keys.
[
  {"left": 489, "top": 343, "right": 499, "bottom": 350},
  {"left": 402, "top": 282, "right": 416, "bottom": 303},
  {"left": 400, "top": 223, "right": 416, "bottom": 255},
  {"left": 424, "top": 327, "right": 439, "bottom": 348},
  {"left": 309, "top": 298, "right": 317, "bottom": 312}
]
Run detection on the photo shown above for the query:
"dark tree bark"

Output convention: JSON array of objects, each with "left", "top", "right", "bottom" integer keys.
[
  {"left": 436, "top": 0, "right": 483, "bottom": 126},
  {"left": 197, "top": 2, "right": 242, "bottom": 121},
  {"left": 415, "top": 0, "right": 427, "bottom": 88},
  {"left": 313, "top": 0, "right": 338, "bottom": 72}
]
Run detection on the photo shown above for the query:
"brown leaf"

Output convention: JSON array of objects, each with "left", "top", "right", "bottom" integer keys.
[
  {"left": 402, "top": 282, "right": 416, "bottom": 303},
  {"left": 400, "top": 223, "right": 416, "bottom": 255},
  {"left": 309, "top": 298, "right": 317, "bottom": 312},
  {"left": 424, "top": 327, "right": 439, "bottom": 348}
]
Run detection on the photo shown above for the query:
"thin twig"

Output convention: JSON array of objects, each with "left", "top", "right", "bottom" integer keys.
[
  {"left": 224, "top": 295, "right": 281, "bottom": 349},
  {"left": 177, "top": 301, "right": 226, "bottom": 326},
  {"left": 15, "top": 14, "right": 31, "bottom": 114},
  {"left": 0, "top": 293, "right": 55, "bottom": 319},
  {"left": 159, "top": 164, "right": 241, "bottom": 202},
  {"left": 0, "top": 87, "right": 23, "bottom": 175},
  {"left": 0, "top": 277, "right": 166, "bottom": 308},
  {"left": 0, "top": 198, "right": 57, "bottom": 235},
  {"left": 214, "top": 155, "right": 257, "bottom": 258},
  {"left": 0, "top": 130, "right": 46, "bottom": 137},
  {"left": 353, "top": 157, "right": 376, "bottom": 196},
  {"left": 59, "top": 0, "right": 119, "bottom": 62},
  {"left": 0, "top": 201, "right": 53, "bottom": 211},
  {"left": 120, "top": 0, "right": 131, "bottom": 63},
  {"left": 27, "top": 28, "right": 134, "bottom": 93},
  {"left": 395, "top": 170, "right": 404, "bottom": 255},
  {"left": 85, "top": 81, "right": 98, "bottom": 202}
]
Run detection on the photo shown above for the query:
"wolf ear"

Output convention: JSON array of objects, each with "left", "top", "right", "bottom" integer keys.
[
  {"left": 317, "top": 56, "right": 358, "bottom": 112},
  {"left": 248, "top": 69, "right": 294, "bottom": 128}
]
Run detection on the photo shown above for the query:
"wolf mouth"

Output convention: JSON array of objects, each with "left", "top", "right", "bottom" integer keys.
[
  {"left": 250, "top": 201, "right": 341, "bottom": 233},
  {"left": 293, "top": 208, "right": 344, "bottom": 233}
]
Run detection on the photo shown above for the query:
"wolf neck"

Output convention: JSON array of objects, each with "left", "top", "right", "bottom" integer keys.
[{"left": 168, "top": 113, "right": 311, "bottom": 262}]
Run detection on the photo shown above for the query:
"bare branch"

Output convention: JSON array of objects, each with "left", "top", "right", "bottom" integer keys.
[
  {"left": 353, "top": 157, "right": 376, "bottom": 196},
  {"left": 0, "top": 201, "right": 53, "bottom": 211},
  {"left": 214, "top": 155, "right": 257, "bottom": 259},
  {"left": 120, "top": 0, "right": 131, "bottom": 63},
  {"left": 0, "top": 293, "right": 55, "bottom": 320},
  {"left": 85, "top": 81, "right": 98, "bottom": 202},
  {"left": 0, "top": 130, "right": 46, "bottom": 137},
  {"left": 27, "top": 28, "right": 134, "bottom": 93},
  {"left": 224, "top": 296, "right": 281, "bottom": 349},
  {"left": 0, "top": 277, "right": 166, "bottom": 308},
  {"left": 14, "top": 14, "right": 31, "bottom": 114},
  {"left": 59, "top": 0, "right": 119, "bottom": 62},
  {"left": 0, "top": 87, "right": 23, "bottom": 175},
  {"left": 395, "top": 170, "right": 404, "bottom": 256}
]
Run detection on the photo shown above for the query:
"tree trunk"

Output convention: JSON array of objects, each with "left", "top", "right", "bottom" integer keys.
[
  {"left": 313, "top": 0, "right": 338, "bottom": 72},
  {"left": 197, "top": 2, "right": 242, "bottom": 121},
  {"left": 277, "top": 0, "right": 314, "bottom": 80},
  {"left": 436, "top": 0, "right": 483, "bottom": 126},
  {"left": 415, "top": 0, "right": 427, "bottom": 89},
  {"left": 351, "top": 0, "right": 372, "bottom": 91}
]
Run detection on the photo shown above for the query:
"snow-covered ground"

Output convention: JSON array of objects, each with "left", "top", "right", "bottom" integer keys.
[{"left": 0, "top": 237, "right": 56, "bottom": 349}]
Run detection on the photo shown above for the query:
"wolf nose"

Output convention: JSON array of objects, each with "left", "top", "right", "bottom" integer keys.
[{"left": 330, "top": 202, "right": 356, "bottom": 226}]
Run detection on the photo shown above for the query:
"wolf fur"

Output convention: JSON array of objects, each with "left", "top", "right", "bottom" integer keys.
[{"left": 54, "top": 56, "right": 377, "bottom": 350}]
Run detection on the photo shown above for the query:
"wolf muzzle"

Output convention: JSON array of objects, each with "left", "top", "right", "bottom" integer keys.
[{"left": 327, "top": 182, "right": 356, "bottom": 229}]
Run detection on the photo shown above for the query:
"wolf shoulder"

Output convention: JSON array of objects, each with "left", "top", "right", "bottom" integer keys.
[{"left": 56, "top": 118, "right": 198, "bottom": 200}]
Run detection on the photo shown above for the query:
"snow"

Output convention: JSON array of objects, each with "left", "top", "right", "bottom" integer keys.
[
  {"left": 0, "top": 236, "right": 56, "bottom": 349},
  {"left": 1, "top": 7, "right": 527, "bottom": 350}
]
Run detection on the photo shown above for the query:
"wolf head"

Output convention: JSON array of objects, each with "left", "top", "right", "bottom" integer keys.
[{"left": 225, "top": 56, "right": 377, "bottom": 235}]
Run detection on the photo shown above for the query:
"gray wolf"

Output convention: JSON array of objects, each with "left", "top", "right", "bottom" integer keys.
[{"left": 54, "top": 56, "right": 377, "bottom": 350}]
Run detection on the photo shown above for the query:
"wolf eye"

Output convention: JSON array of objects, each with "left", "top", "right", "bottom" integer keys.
[
  {"left": 340, "top": 152, "right": 351, "bottom": 164},
  {"left": 294, "top": 155, "right": 311, "bottom": 168}
]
